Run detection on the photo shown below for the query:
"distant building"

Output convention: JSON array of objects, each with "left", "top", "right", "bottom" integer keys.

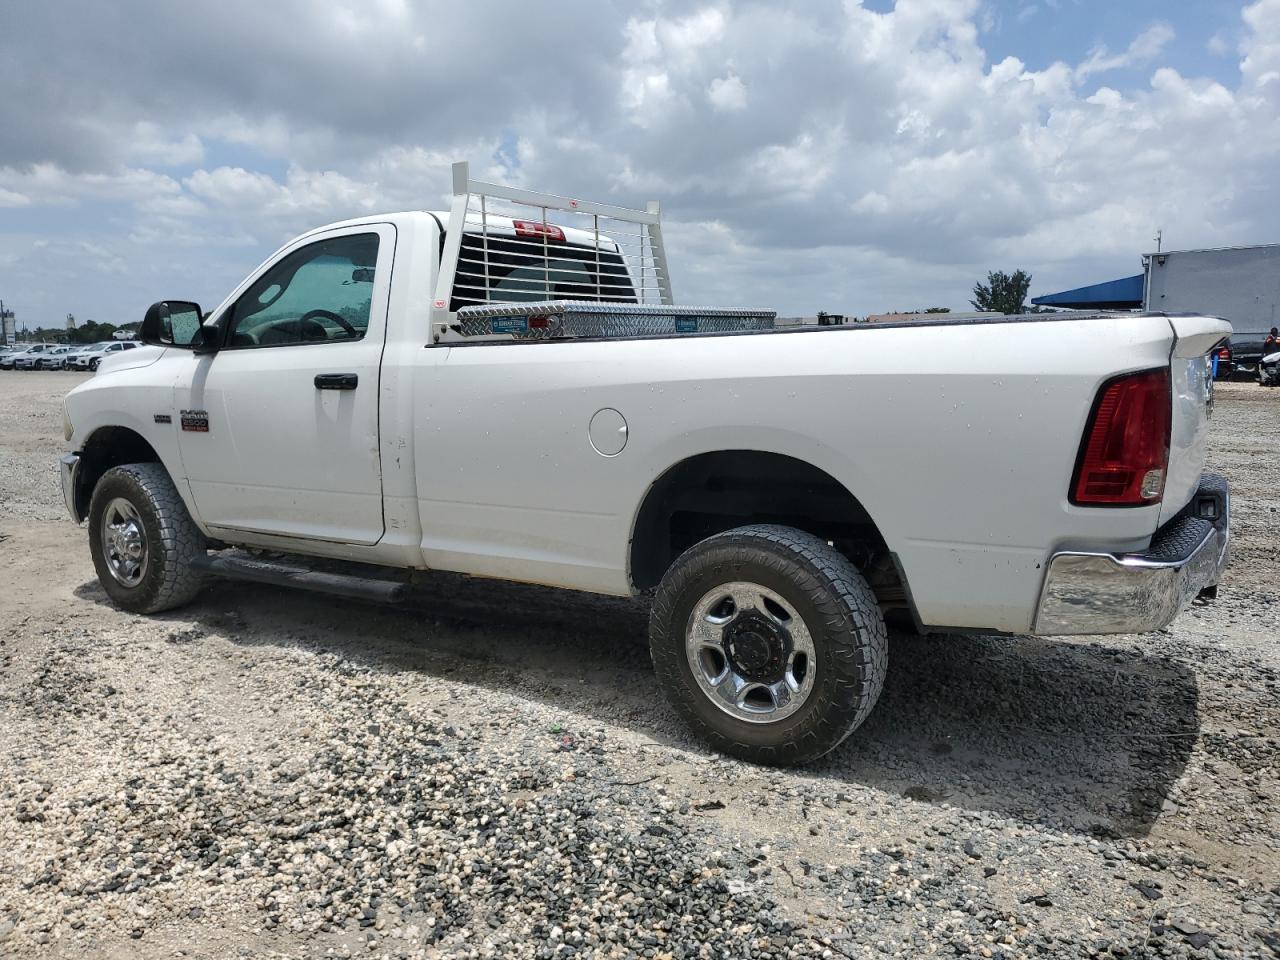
[
  {"left": 1031, "top": 275, "right": 1145, "bottom": 311},
  {"left": 1143, "top": 244, "right": 1279, "bottom": 336},
  {"left": 1032, "top": 242, "right": 1280, "bottom": 337}
]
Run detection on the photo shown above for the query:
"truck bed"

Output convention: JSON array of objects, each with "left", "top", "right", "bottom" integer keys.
[{"left": 447, "top": 303, "right": 1184, "bottom": 345}]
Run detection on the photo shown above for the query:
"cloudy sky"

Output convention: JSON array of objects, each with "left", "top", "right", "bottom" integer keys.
[{"left": 2, "top": 0, "right": 1278, "bottom": 328}]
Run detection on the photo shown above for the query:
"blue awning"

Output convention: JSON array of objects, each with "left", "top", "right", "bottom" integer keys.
[{"left": 1031, "top": 274, "right": 1144, "bottom": 310}]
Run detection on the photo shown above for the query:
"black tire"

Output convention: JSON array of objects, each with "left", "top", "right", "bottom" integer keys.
[
  {"left": 89, "top": 358, "right": 99, "bottom": 371},
  {"left": 88, "top": 463, "right": 207, "bottom": 614},
  {"left": 649, "top": 524, "right": 888, "bottom": 765}
]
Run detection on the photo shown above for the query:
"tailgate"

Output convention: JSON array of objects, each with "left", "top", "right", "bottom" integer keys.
[{"left": 1160, "top": 315, "right": 1232, "bottom": 526}]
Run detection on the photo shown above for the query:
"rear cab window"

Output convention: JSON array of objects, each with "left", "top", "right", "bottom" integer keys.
[{"left": 449, "top": 233, "right": 637, "bottom": 312}]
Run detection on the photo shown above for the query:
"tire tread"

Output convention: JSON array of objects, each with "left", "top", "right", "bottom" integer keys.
[
  {"left": 88, "top": 463, "right": 206, "bottom": 614},
  {"left": 649, "top": 524, "right": 888, "bottom": 765}
]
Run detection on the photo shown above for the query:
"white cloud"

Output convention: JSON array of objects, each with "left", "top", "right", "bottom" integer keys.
[
  {"left": 708, "top": 73, "right": 747, "bottom": 111},
  {"left": 1241, "top": 0, "right": 1280, "bottom": 96},
  {"left": 0, "top": 164, "right": 185, "bottom": 207},
  {"left": 121, "top": 123, "right": 205, "bottom": 167},
  {"left": 623, "top": 18, "right": 662, "bottom": 61},
  {"left": 657, "top": 7, "right": 728, "bottom": 63},
  {"left": 1075, "top": 22, "right": 1175, "bottom": 82},
  {"left": 182, "top": 165, "right": 384, "bottom": 244},
  {"left": 0, "top": 0, "right": 1278, "bottom": 325}
]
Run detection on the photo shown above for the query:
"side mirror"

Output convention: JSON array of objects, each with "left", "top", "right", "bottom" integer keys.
[
  {"left": 141, "top": 301, "right": 205, "bottom": 349},
  {"left": 192, "top": 324, "right": 221, "bottom": 355}
]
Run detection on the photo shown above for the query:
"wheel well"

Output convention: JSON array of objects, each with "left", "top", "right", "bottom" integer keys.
[
  {"left": 629, "top": 451, "right": 907, "bottom": 613},
  {"left": 75, "top": 427, "right": 162, "bottom": 518}
]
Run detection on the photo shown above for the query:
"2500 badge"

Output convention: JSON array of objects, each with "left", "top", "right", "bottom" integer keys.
[{"left": 180, "top": 410, "right": 209, "bottom": 433}]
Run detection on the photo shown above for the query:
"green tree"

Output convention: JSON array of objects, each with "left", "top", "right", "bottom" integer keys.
[
  {"left": 69, "top": 320, "right": 118, "bottom": 344},
  {"left": 971, "top": 269, "right": 1032, "bottom": 315}
]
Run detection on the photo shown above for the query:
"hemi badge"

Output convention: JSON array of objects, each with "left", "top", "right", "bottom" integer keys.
[
  {"left": 180, "top": 410, "right": 209, "bottom": 433},
  {"left": 154, "top": 414, "right": 172, "bottom": 424}
]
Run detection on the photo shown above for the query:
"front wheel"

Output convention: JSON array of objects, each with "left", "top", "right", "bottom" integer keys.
[
  {"left": 88, "top": 463, "right": 207, "bottom": 613},
  {"left": 649, "top": 524, "right": 888, "bottom": 765}
]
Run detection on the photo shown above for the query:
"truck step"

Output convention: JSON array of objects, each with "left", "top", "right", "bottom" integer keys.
[{"left": 191, "top": 554, "right": 409, "bottom": 604}]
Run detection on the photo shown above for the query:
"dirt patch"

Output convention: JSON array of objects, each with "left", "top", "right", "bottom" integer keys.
[{"left": 1, "top": 372, "right": 1277, "bottom": 958}]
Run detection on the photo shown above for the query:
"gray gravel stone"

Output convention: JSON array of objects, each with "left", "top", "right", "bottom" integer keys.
[{"left": 0, "top": 374, "right": 1277, "bottom": 959}]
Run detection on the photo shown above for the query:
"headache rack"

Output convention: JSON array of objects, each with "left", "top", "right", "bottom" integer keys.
[{"left": 432, "top": 162, "right": 774, "bottom": 343}]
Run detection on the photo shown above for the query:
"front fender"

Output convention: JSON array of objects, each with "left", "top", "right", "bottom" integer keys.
[{"left": 64, "top": 356, "right": 207, "bottom": 532}]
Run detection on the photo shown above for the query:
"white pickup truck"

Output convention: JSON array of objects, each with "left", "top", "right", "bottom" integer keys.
[{"left": 60, "top": 163, "right": 1232, "bottom": 764}]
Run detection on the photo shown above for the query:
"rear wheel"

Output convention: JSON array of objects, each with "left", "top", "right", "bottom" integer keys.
[
  {"left": 649, "top": 524, "right": 888, "bottom": 765},
  {"left": 88, "top": 463, "right": 207, "bottom": 613}
]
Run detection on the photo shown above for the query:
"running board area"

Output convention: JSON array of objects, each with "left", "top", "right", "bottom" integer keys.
[{"left": 191, "top": 554, "right": 409, "bottom": 603}]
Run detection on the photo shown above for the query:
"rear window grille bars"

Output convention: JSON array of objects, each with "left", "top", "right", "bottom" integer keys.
[{"left": 433, "top": 161, "right": 673, "bottom": 341}]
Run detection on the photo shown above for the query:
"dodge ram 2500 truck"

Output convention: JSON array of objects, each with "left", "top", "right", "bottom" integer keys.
[{"left": 60, "top": 163, "right": 1232, "bottom": 764}]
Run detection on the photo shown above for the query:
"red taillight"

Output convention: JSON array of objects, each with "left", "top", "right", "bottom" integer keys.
[
  {"left": 1216, "top": 347, "right": 1230, "bottom": 360},
  {"left": 1071, "top": 368, "right": 1171, "bottom": 506},
  {"left": 513, "top": 220, "right": 565, "bottom": 242}
]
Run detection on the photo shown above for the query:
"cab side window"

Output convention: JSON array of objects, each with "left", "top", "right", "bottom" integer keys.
[{"left": 227, "top": 233, "right": 379, "bottom": 349}]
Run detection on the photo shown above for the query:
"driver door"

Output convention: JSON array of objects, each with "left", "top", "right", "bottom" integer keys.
[{"left": 175, "top": 223, "right": 395, "bottom": 545}]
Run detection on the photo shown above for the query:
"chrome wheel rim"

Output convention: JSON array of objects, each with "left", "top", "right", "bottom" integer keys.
[
  {"left": 685, "top": 581, "right": 816, "bottom": 724},
  {"left": 100, "top": 497, "right": 148, "bottom": 587}
]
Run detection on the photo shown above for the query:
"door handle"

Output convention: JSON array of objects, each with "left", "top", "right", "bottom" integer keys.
[{"left": 315, "top": 373, "right": 358, "bottom": 390}]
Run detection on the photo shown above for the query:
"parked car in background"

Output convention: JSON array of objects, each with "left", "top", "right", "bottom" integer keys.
[
  {"left": 7, "top": 343, "right": 60, "bottom": 370},
  {"left": 93, "top": 341, "right": 142, "bottom": 370},
  {"left": 35, "top": 345, "right": 76, "bottom": 369},
  {"left": 68, "top": 343, "right": 112, "bottom": 370},
  {"left": 2, "top": 344, "right": 29, "bottom": 369},
  {"left": 1212, "top": 342, "right": 1233, "bottom": 380},
  {"left": 1223, "top": 335, "right": 1271, "bottom": 380},
  {"left": 56, "top": 344, "right": 97, "bottom": 369},
  {"left": 71, "top": 341, "right": 141, "bottom": 371},
  {"left": 1261, "top": 350, "right": 1279, "bottom": 387}
]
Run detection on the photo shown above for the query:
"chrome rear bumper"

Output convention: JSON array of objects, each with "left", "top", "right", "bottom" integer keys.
[
  {"left": 60, "top": 452, "right": 83, "bottom": 523},
  {"left": 1033, "top": 474, "right": 1229, "bottom": 635}
]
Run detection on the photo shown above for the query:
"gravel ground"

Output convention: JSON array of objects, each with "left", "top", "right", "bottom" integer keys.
[{"left": 0, "top": 370, "right": 1277, "bottom": 959}]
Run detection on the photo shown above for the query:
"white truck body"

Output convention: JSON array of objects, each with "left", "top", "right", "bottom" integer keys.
[
  {"left": 58, "top": 164, "right": 1232, "bottom": 761},
  {"left": 66, "top": 294, "right": 1226, "bottom": 628},
  {"left": 63, "top": 166, "right": 1231, "bottom": 635}
]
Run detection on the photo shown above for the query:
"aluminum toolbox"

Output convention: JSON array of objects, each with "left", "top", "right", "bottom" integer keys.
[{"left": 453, "top": 300, "right": 777, "bottom": 341}]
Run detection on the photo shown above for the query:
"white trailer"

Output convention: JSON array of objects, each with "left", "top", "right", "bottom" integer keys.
[{"left": 1144, "top": 243, "right": 1280, "bottom": 335}]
